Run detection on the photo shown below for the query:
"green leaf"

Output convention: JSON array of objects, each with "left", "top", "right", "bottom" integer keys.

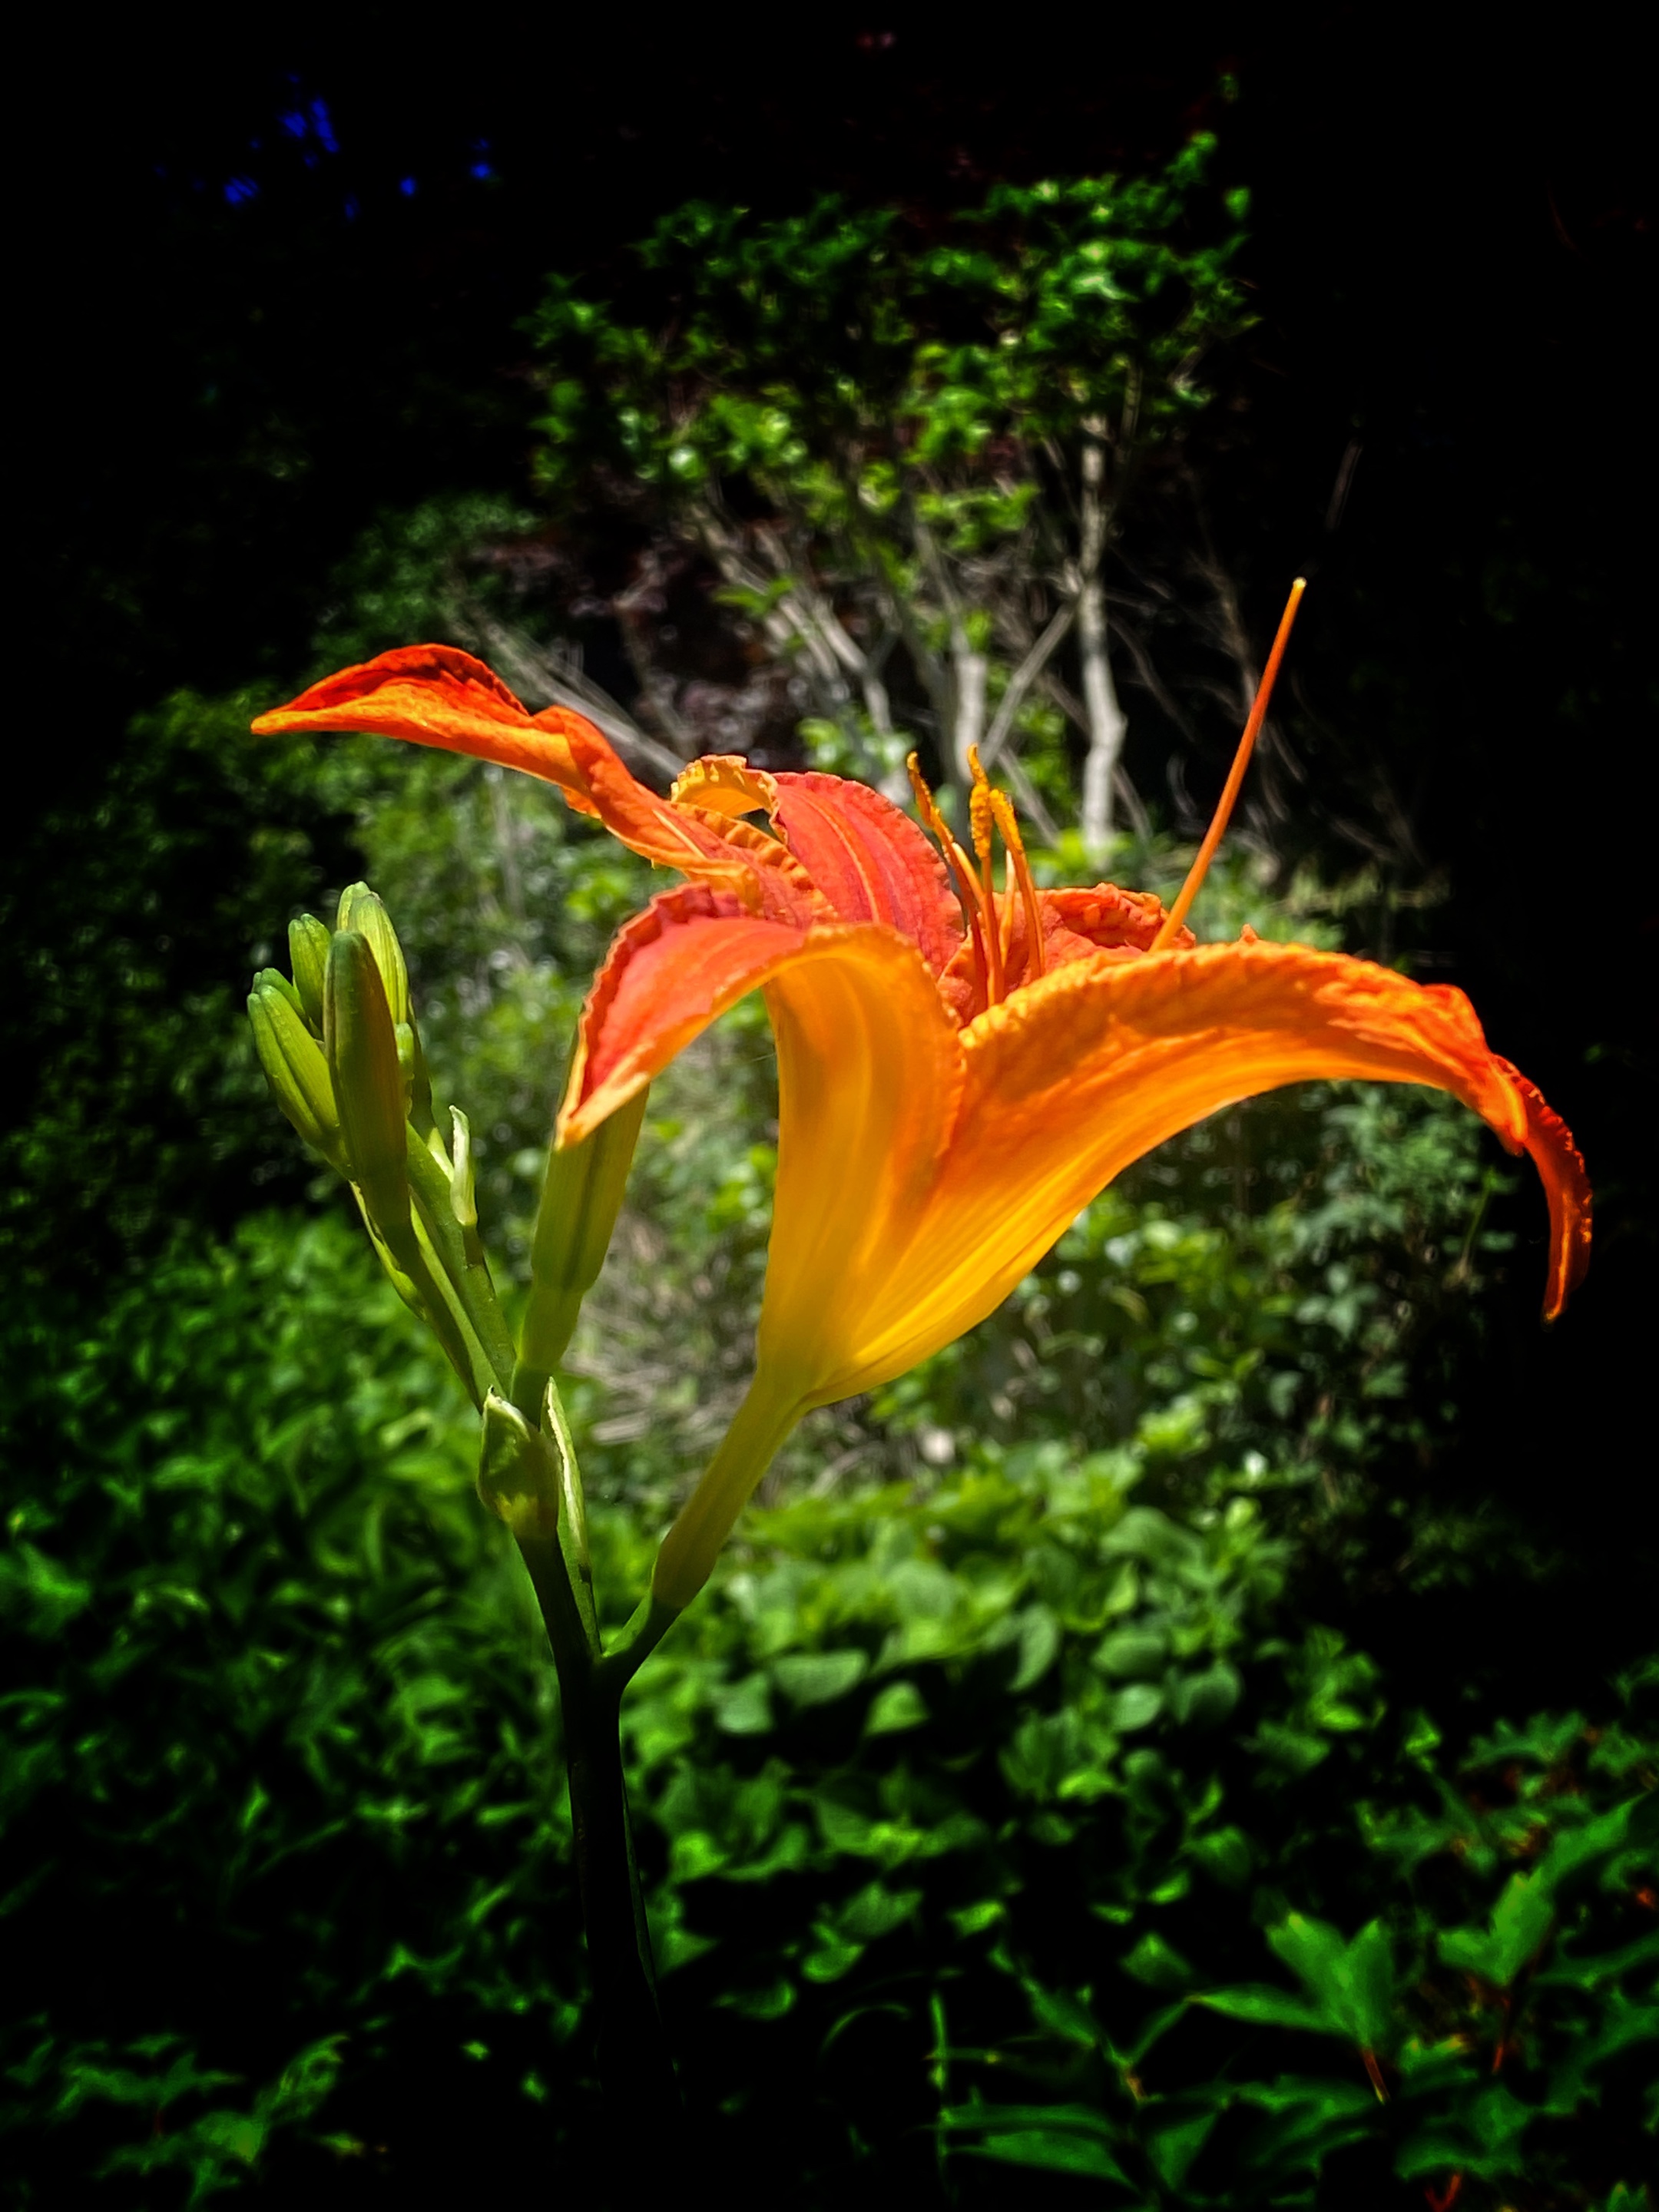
[
  {"left": 1188, "top": 1824, "right": 1255, "bottom": 1889},
  {"left": 863, "top": 1680, "right": 929, "bottom": 1735},
  {"left": 1010, "top": 1604, "right": 1061, "bottom": 1690},
  {"left": 1121, "top": 1931, "right": 1198, "bottom": 1992},
  {"left": 1266, "top": 1913, "right": 1396, "bottom": 2048},
  {"left": 1233, "top": 2075, "right": 1378, "bottom": 2174},
  {"left": 772, "top": 1649, "right": 869, "bottom": 1707},
  {"left": 1113, "top": 1684, "right": 1164, "bottom": 1732},
  {"left": 939, "top": 2104, "right": 1132, "bottom": 2182},
  {"left": 836, "top": 1880, "right": 921, "bottom": 1943},
  {"left": 1168, "top": 1661, "right": 1243, "bottom": 1729},
  {"left": 1098, "top": 1626, "right": 1170, "bottom": 1679},
  {"left": 1438, "top": 1869, "right": 1555, "bottom": 1986},
  {"left": 714, "top": 1673, "right": 774, "bottom": 1735},
  {"left": 802, "top": 1935, "right": 864, "bottom": 1984},
  {"left": 1197, "top": 1984, "right": 1330, "bottom": 2033},
  {"left": 1144, "top": 2099, "right": 1220, "bottom": 2188}
]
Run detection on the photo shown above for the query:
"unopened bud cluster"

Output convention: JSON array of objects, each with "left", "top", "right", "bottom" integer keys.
[
  {"left": 248, "top": 885, "right": 645, "bottom": 1529},
  {"left": 250, "top": 885, "right": 504, "bottom": 1401}
]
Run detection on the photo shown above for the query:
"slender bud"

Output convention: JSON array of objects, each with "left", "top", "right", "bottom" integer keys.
[
  {"left": 476, "top": 1389, "right": 562, "bottom": 1543},
  {"left": 287, "top": 915, "right": 330, "bottom": 1031},
  {"left": 248, "top": 973, "right": 344, "bottom": 1168},
  {"left": 519, "top": 1088, "right": 649, "bottom": 1373},
  {"left": 449, "top": 1108, "right": 478, "bottom": 1234},
  {"left": 324, "top": 929, "right": 414, "bottom": 1257},
  {"left": 396, "top": 1018, "right": 435, "bottom": 1137},
  {"left": 260, "top": 969, "right": 309, "bottom": 1022},
  {"left": 336, "top": 883, "right": 409, "bottom": 1025}
]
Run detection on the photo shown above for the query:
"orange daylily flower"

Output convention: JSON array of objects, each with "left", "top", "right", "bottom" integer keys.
[{"left": 254, "top": 591, "right": 1590, "bottom": 1610}]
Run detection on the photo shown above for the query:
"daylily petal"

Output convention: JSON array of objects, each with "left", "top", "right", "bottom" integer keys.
[
  {"left": 757, "top": 929, "right": 965, "bottom": 1402},
  {"left": 1038, "top": 885, "right": 1190, "bottom": 959},
  {"left": 1491, "top": 1055, "right": 1592, "bottom": 1320},
  {"left": 251, "top": 643, "right": 603, "bottom": 800},
  {"left": 670, "top": 754, "right": 780, "bottom": 818},
  {"left": 769, "top": 773, "right": 962, "bottom": 975},
  {"left": 768, "top": 939, "right": 1586, "bottom": 1406},
  {"left": 560, "top": 885, "right": 810, "bottom": 1142},
  {"left": 939, "top": 880, "right": 1190, "bottom": 1025},
  {"left": 672, "top": 757, "right": 963, "bottom": 971},
  {"left": 648, "top": 926, "right": 962, "bottom": 1612},
  {"left": 659, "top": 808, "right": 828, "bottom": 924},
  {"left": 253, "top": 645, "right": 826, "bottom": 919}
]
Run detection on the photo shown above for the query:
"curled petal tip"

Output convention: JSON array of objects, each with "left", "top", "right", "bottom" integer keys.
[{"left": 1492, "top": 1056, "right": 1591, "bottom": 1323}]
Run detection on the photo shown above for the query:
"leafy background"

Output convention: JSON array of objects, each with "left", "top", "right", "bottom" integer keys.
[{"left": 5, "top": 22, "right": 1655, "bottom": 2210}]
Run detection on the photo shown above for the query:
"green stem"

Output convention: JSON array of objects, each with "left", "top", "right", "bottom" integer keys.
[
  {"left": 515, "top": 1532, "right": 680, "bottom": 2152},
  {"left": 541, "top": 1377, "right": 601, "bottom": 1655},
  {"left": 651, "top": 1373, "right": 801, "bottom": 1611}
]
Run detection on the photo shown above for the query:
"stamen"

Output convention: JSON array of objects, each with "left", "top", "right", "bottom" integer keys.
[
  {"left": 967, "top": 750, "right": 1005, "bottom": 1003},
  {"left": 990, "top": 787, "right": 1045, "bottom": 982},
  {"left": 1151, "top": 578, "right": 1306, "bottom": 952},
  {"left": 908, "top": 750, "right": 992, "bottom": 1002}
]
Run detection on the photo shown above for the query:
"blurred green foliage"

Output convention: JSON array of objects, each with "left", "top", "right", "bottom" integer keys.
[
  {"left": 529, "top": 146, "right": 1246, "bottom": 813},
  {"left": 5, "top": 1184, "right": 1654, "bottom": 2204}
]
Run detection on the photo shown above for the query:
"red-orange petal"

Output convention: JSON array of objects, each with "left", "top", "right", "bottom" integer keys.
[
  {"left": 253, "top": 644, "right": 830, "bottom": 917},
  {"left": 1039, "top": 884, "right": 1191, "bottom": 958},
  {"left": 1490, "top": 1055, "right": 1592, "bottom": 1320},
  {"left": 669, "top": 760, "right": 964, "bottom": 967},
  {"left": 251, "top": 644, "right": 602, "bottom": 806},
  {"left": 769, "top": 773, "right": 962, "bottom": 975},
  {"left": 561, "top": 885, "right": 811, "bottom": 1141},
  {"left": 941, "top": 881, "right": 1193, "bottom": 1025}
]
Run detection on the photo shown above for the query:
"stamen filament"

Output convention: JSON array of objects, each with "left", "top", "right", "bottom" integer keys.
[
  {"left": 1151, "top": 578, "right": 1306, "bottom": 952},
  {"left": 990, "top": 788, "right": 1045, "bottom": 982},
  {"left": 909, "top": 750, "right": 993, "bottom": 1002}
]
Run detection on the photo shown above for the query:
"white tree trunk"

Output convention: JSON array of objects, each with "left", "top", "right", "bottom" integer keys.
[
  {"left": 1077, "top": 579, "right": 1128, "bottom": 856},
  {"left": 1077, "top": 428, "right": 1127, "bottom": 859},
  {"left": 951, "top": 637, "right": 988, "bottom": 788}
]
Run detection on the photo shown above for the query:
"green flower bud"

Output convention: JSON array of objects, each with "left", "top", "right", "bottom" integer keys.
[
  {"left": 519, "top": 1086, "right": 648, "bottom": 1373},
  {"left": 260, "top": 969, "right": 309, "bottom": 1021},
  {"left": 411, "top": 1028, "right": 435, "bottom": 1135},
  {"left": 336, "top": 883, "right": 409, "bottom": 1025},
  {"left": 248, "top": 973, "right": 343, "bottom": 1167},
  {"left": 396, "top": 1018, "right": 435, "bottom": 1137},
  {"left": 449, "top": 1107, "right": 478, "bottom": 1233},
  {"left": 287, "top": 915, "right": 330, "bottom": 1031},
  {"left": 324, "top": 929, "right": 413, "bottom": 1258},
  {"left": 476, "top": 1388, "right": 561, "bottom": 1543}
]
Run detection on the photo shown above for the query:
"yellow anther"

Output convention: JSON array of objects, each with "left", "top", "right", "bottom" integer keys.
[
  {"left": 969, "top": 777, "right": 995, "bottom": 866},
  {"left": 965, "top": 753, "right": 1005, "bottom": 1001},
  {"left": 906, "top": 751, "right": 940, "bottom": 817}
]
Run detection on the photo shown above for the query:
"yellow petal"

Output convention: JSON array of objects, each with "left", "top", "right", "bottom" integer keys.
[
  {"left": 788, "top": 939, "right": 1551, "bottom": 1404},
  {"left": 644, "top": 926, "right": 962, "bottom": 1609},
  {"left": 757, "top": 931, "right": 964, "bottom": 1402}
]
